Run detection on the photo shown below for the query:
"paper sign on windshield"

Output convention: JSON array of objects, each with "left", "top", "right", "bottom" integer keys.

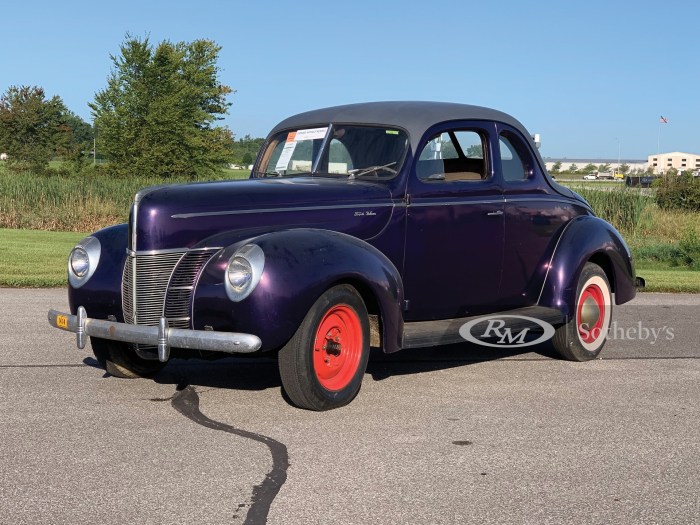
[
  {"left": 275, "top": 141, "right": 297, "bottom": 172},
  {"left": 274, "top": 128, "right": 328, "bottom": 171},
  {"left": 293, "top": 127, "right": 328, "bottom": 141}
]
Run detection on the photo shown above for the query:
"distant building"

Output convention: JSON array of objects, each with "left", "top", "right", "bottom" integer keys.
[
  {"left": 647, "top": 152, "right": 700, "bottom": 174},
  {"left": 543, "top": 158, "right": 647, "bottom": 173}
]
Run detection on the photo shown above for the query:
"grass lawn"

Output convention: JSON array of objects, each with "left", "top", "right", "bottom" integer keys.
[
  {"left": 0, "top": 229, "right": 86, "bottom": 287},
  {"left": 633, "top": 261, "right": 700, "bottom": 293},
  {"left": 1, "top": 228, "right": 697, "bottom": 292}
]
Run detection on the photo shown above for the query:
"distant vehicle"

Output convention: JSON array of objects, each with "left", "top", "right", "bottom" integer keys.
[
  {"left": 583, "top": 174, "right": 598, "bottom": 180},
  {"left": 626, "top": 175, "right": 657, "bottom": 188}
]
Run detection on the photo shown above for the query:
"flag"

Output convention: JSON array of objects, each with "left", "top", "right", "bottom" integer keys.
[{"left": 659, "top": 116, "right": 668, "bottom": 124}]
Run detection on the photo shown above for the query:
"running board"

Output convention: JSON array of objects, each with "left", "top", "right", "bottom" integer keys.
[{"left": 401, "top": 306, "right": 564, "bottom": 349}]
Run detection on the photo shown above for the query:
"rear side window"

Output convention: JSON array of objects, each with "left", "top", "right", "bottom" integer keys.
[
  {"left": 417, "top": 130, "right": 488, "bottom": 182},
  {"left": 499, "top": 131, "right": 533, "bottom": 182}
]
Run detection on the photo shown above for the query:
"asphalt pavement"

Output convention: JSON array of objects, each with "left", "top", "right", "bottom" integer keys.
[{"left": 1, "top": 289, "right": 698, "bottom": 524}]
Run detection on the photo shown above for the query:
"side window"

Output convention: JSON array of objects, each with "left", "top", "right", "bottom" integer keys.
[
  {"left": 328, "top": 139, "right": 353, "bottom": 174},
  {"left": 455, "top": 131, "right": 484, "bottom": 160},
  {"left": 417, "top": 130, "right": 488, "bottom": 182},
  {"left": 419, "top": 132, "right": 459, "bottom": 161},
  {"left": 499, "top": 132, "right": 533, "bottom": 182}
]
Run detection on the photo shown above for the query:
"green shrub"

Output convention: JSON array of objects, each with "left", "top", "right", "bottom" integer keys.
[
  {"left": 676, "top": 227, "right": 700, "bottom": 269},
  {"left": 654, "top": 174, "right": 700, "bottom": 211},
  {"left": 632, "top": 228, "right": 700, "bottom": 269}
]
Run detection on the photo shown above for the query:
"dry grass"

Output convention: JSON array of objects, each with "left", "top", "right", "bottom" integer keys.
[{"left": 0, "top": 168, "right": 249, "bottom": 232}]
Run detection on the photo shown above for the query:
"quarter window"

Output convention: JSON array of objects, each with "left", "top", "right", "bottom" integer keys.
[{"left": 499, "top": 132, "right": 532, "bottom": 181}]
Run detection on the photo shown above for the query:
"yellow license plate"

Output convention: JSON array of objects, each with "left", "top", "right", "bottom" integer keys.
[{"left": 56, "top": 315, "right": 69, "bottom": 329}]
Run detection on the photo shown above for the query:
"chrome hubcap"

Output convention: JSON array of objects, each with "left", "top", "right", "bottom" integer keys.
[{"left": 579, "top": 296, "right": 600, "bottom": 327}]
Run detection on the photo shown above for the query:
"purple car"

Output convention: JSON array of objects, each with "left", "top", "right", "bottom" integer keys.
[{"left": 49, "top": 102, "right": 638, "bottom": 410}]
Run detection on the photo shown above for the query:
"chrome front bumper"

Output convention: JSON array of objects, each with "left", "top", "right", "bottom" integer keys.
[{"left": 48, "top": 307, "right": 262, "bottom": 362}]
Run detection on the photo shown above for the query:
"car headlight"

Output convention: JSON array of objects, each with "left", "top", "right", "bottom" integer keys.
[
  {"left": 225, "top": 244, "right": 265, "bottom": 302},
  {"left": 228, "top": 257, "right": 253, "bottom": 290},
  {"left": 68, "top": 236, "right": 101, "bottom": 288},
  {"left": 70, "top": 248, "right": 90, "bottom": 277}
]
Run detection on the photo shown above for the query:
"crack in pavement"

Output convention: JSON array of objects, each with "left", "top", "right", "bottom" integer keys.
[{"left": 170, "top": 385, "right": 289, "bottom": 524}]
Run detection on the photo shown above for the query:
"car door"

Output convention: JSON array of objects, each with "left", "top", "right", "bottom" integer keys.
[
  {"left": 496, "top": 124, "right": 581, "bottom": 308},
  {"left": 402, "top": 122, "right": 504, "bottom": 321}
]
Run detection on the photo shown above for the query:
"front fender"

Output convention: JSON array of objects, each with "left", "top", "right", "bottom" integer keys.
[
  {"left": 68, "top": 224, "right": 128, "bottom": 320},
  {"left": 193, "top": 229, "right": 404, "bottom": 353},
  {"left": 538, "top": 216, "right": 636, "bottom": 318}
]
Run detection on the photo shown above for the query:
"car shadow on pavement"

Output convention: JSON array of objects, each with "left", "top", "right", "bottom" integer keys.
[
  {"left": 366, "top": 342, "right": 560, "bottom": 380},
  {"left": 84, "top": 355, "right": 282, "bottom": 391},
  {"left": 83, "top": 342, "right": 560, "bottom": 391}
]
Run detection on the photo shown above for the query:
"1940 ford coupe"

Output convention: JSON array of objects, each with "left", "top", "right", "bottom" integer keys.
[{"left": 49, "top": 102, "right": 638, "bottom": 410}]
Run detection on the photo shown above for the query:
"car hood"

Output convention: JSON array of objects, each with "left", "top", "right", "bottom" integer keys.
[{"left": 131, "top": 177, "right": 395, "bottom": 251}]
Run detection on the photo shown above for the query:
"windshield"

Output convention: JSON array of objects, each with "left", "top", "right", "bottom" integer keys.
[{"left": 254, "top": 125, "right": 408, "bottom": 180}]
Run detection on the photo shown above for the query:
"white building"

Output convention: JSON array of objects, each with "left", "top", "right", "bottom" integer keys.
[
  {"left": 647, "top": 152, "right": 700, "bottom": 174},
  {"left": 543, "top": 158, "right": 648, "bottom": 173}
]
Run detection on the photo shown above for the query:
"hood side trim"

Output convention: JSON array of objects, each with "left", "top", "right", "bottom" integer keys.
[{"left": 171, "top": 202, "right": 395, "bottom": 219}]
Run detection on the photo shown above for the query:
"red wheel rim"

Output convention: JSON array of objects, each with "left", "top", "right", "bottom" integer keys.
[
  {"left": 577, "top": 283, "right": 606, "bottom": 344},
  {"left": 313, "top": 304, "right": 362, "bottom": 391}
]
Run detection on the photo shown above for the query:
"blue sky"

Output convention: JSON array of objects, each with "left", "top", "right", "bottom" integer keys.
[{"left": 1, "top": 0, "right": 697, "bottom": 159}]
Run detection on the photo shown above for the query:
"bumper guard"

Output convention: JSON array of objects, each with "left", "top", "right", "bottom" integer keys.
[{"left": 48, "top": 307, "right": 262, "bottom": 362}]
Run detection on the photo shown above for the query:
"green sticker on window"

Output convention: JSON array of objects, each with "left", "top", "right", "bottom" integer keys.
[{"left": 386, "top": 130, "right": 399, "bottom": 135}]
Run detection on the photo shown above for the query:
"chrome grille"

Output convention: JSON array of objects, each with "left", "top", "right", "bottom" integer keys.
[
  {"left": 122, "top": 255, "right": 135, "bottom": 324},
  {"left": 122, "top": 248, "right": 219, "bottom": 330},
  {"left": 164, "top": 249, "right": 220, "bottom": 329},
  {"left": 122, "top": 251, "right": 186, "bottom": 326}
]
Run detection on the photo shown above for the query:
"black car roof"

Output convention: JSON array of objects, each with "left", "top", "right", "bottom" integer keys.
[
  {"left": 267, "top": 100, "right": 573, "bottom": 198},
  {"left": 269, "top": 101, "right": 534, "bottom": 151}
]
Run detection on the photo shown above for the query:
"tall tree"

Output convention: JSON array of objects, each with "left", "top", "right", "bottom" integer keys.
[
  {"left": 90, "top": 36, "right": 235, "bottom": 179},
  {"left": 0, "top": 85, "right": 68, "bottom": 172},
  {"left": 231, "top": 134, "right": 265, "bottom": 166}
]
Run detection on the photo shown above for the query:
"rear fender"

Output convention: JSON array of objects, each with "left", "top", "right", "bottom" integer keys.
[
  {"left": 193, "top": 229, "right": 404, "bottom": 353},
  {"left": 538, "top": 216, "right": 636, "bottom": 318}
]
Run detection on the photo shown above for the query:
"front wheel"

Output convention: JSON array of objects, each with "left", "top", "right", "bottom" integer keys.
[
  {"left": 90, "top": 338, "right": 166, "bottom": 378},
  {"left": 552, "top": 262, "right": 613, "bottom": 361},
  {"left": 278, "top": 285, "right": 370, "bottom": 411}
]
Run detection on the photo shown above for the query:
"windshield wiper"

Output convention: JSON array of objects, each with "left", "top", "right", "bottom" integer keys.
[
  {"left": 347, "top": 162, "right": 397, "bottom": 179},
  {"left": 251, "top": 169, "right": 281, "bottom": 177}
]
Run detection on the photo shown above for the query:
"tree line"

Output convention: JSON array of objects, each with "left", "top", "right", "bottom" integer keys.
[
  {"left": 0, "top": 36, "right": 263, "bottom": 178},
  {"left": 549, "top": 161, "right": 638, "bottom": 175}
]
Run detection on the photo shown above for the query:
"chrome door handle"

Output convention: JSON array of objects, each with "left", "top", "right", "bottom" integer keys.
[{"left": 486, "top": 210, "right": 504, "bottom": 216}]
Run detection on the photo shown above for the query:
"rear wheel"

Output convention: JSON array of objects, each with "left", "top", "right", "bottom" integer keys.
[
  {"left": 278, "top": 285, "right": 370, "bottom": 411},
  {"left": 90, "top": 338, "right": 166, "bottom": 378},
  {"left": 552, "top": 262, "right": 612, "bottom": 361}
]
